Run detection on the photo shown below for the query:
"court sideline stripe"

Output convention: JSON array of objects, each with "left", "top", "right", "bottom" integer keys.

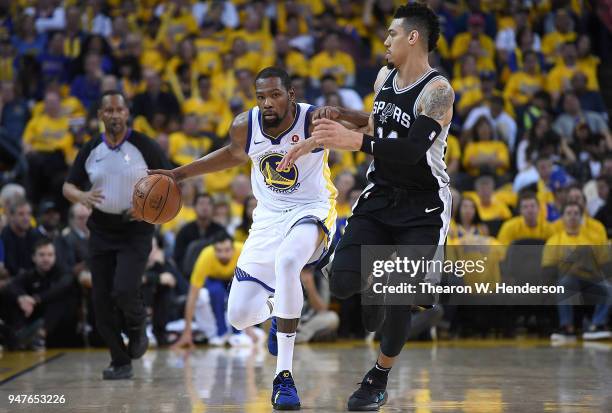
[{"left": 0, "top": 352, "right": 64, "bottom": 386}]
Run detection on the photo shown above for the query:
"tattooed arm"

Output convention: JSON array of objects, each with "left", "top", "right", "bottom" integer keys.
[{"left": 418, "top": 78, "right": 455, "bottom": 127}]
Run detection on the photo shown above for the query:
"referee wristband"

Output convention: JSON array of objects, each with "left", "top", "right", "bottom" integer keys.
[{"left": 360, "top": 134, "right": 375, "bottom": 155}]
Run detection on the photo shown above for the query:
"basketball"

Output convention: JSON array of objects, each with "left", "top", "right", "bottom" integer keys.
[{"left": 132, "top": 174, "right": 182, "bottom": 224}]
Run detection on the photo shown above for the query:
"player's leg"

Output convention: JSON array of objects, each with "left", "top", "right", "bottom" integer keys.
[
  {"left": 227, "top": 276, "right": 273, "bottom": 331},
  {"left": 271, "top": 222, "right": 322, "bottom": 411}
]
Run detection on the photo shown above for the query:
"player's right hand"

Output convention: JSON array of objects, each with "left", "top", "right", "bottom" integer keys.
[
  {"left": 171, "top": 331, "right": 195, "bottom": 350},
  {"left": 312, "top": 106, "right": 342, "bottom": 121},
  {"left": 147, "top": 169, "right": 177, "bottom": 181},
  {"left": 80, "top": 189, "right": 104, "bottom": 208}
]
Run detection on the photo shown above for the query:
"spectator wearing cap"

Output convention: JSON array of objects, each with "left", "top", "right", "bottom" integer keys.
[
  {"left": 1, "top": 198, "right": 40, "bottom": 277},
  {"left": 450, "top": 14, "right": 494, "bottom": 62},
  {"left": 310, "top": 31, "right": 355, "bottom": 88}
]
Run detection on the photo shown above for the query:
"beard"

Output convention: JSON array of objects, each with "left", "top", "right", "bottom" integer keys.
[
  {"left": 386, "top": 58, "right": 394, "bottom": 70},
  {"left": 262, "top": 114, "right": 282, "bottom": 128}
]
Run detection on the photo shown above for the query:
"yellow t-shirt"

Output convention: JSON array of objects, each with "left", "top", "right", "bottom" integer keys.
[
  {"left": 204, "top": 167, "right": 242, "bottom": 194},
  {"left": 285, "top": 51, "right": 310, "bottom": 78},
  {"left": 542, "top": 229, "right": 609, "bottom": 278},
  {"left": 497, "top": 216, "right": 555, "bottom": 245},
  {"left": 190, "top": 242, "right": 244, "bottom": 287},
  {"left": 451, "top": 75, "right": 481, "bottom": 111},
  {"left": 234, "top": 51, "right": 265, "bottom": 75},
  {"left": 310, "top": 51, "right": 355, "bottom": 86},
  {"left": 546, "top": 63, "right": 599, "bottom": 94},
  {"left": 462, "top": 140, "right": 510, "bottom": 176},
  {"left": 363, "top": 92, "right": 375, "bottom": 112},
  {"left": 551, "top": 215, "right": 608, "bottom": 244},
  {"left": 168, "top": 132, "right": 213, "bottom": 166},
  {"left": 182, "top": 97, "right": 233, "bottom": 138},
  {"left": 450, "top": 32, "right": 495, "bottom": 60},
  {"left": 159, "top": 11, "right": 198, "bottom": 45},
  {"left": 541, "top": 31, "right": 577, "bottom": 59},
  {"left": 471, "top": 196, "right": 513, "bottom": 222},
  {"left": 445, "top": 134, "right": 461, "bottom": 165},
  {"left": 503, "top": 71, "right": 545, "bottom": 106},
  {"left": 23, "top": 114, "right": 73, "bottom": 159}
]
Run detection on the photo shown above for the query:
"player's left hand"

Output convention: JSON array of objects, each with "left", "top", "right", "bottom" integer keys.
[{"left": 311, "top": 118, "right": 363, "bottom": 151}]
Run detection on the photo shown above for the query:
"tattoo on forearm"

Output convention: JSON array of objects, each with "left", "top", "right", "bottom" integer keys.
[{"left": 422, "top": 84, "right": 454, "bottom": 121}]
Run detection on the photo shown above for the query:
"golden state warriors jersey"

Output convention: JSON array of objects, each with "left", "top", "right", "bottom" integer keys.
[{"left": 245, "top": 102, "right": 337, "bottom": 215}]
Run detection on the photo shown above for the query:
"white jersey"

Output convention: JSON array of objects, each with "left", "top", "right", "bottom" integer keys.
[{"left": 245, "top": 103, "right": 337, "bottom": 229}]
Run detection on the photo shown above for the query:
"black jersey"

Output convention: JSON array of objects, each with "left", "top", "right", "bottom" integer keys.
[{"left": 368, "top": 68, "right": 450, "bottom": 191}]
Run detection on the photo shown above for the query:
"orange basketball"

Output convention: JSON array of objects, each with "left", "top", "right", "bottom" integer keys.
[{"left": 132, "top": 174, "right": 182, "bottom": 224}]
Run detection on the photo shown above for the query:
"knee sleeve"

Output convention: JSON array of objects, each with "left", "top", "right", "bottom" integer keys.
[
  {"left": 329, "top": 269, "right": 362, "bottom": 299},
  {"left": 273, "top": 253, "right": 304, "bottom": 319}
]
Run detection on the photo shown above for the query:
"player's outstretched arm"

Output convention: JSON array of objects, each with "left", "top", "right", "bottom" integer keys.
[
  {"left": 312, "top": 106, "right": 371, "bottom": 132},
  {"left": 148, "top": 111, "right": 250, "bottom": 181}
]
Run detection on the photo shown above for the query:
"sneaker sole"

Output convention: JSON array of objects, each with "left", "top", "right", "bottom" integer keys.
[
  {"left": 272, "top": 402, "right": 301, "bottom": 410},
  {"left": 102, "top": 372, "right": 133, "bottom": 380},
  {"left": 583, "top": 332, "right": 612, "bottom": 340},
  {"left": 347, "top": 392, "right": 388, "bottom": 411}
]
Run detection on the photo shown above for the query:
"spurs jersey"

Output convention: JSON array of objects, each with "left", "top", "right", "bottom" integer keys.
[
  {"left": 244, "top": 102, "right": 337, "bottom": 227},
  {"left": 368, "top": 68, "right": 451, "bottom": 190}
]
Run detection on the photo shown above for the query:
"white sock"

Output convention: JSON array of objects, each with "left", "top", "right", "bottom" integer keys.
[{"left": 275, "top": 332, "right": 296, "bottom": 375}]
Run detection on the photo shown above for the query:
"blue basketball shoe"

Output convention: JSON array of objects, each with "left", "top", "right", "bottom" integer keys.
[{"left": 272, "top": 370, "right": 301, "bottom": 410}]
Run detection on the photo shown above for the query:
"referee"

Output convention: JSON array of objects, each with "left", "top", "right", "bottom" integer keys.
[{"left": 63, "top": 91, "right": 170, "bottom": 380}]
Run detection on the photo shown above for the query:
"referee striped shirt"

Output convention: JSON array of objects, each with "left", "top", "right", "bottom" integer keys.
[{"left": 66, "top": 130, "right": 170, "bottom": 230}]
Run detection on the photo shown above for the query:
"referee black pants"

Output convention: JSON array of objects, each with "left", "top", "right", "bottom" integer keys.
[
  {"left": 330, "top": 185, "right": 451, "bottom": 358},
  {"left": 89, "top": 224, "right": 152, "bottom": 367}
]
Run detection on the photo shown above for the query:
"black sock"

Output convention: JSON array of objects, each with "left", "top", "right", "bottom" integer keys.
[{"left": 365, "top": 362, "right": 391, "bottom": 388}]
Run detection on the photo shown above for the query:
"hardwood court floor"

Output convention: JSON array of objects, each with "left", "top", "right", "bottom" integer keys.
[{"left": 1, "top": 340, "right": 611, "bottom": 412}]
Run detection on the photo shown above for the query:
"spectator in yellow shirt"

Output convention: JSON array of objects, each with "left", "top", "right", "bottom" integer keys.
[
  {"left": 470, "top": 176, "right": 513, "bottom": 225},
  {"left": 551, "top": 185, "right": 608, "bottom": 243},
  {"left": 503, "top": 50, "right": 545, "bottom": 108},
  {"left": 232, "top": 69, "right": 257, "bottom": 112},
  {"left": 172, "top": 233, "right": 254, "bottom": 348},
  {"left": 541, "top": 9, "right": 576, "bottom": 63},
  {"left": 182, "top": 75, "right": 233, "bottom": 138},
  {"left": 462, "top": 116, "right": 510, "bottom": 177},
  {"left": 23, "top": 90, "right": 73, "bottom": 206},
  {"left": 451, "top": 55, "right": 481, "bottom": 116},
  {"left": 232, "top": 37, "right": 264, "bottom": 75},
  {"left": 542, "top": 202, "right": 611, "bottom": 342},
  {"left": 450, "top": 14, "right": 495, "bottom": 61},
  {"left": 546, "top": 42, "right": 598, "bottom": 104},
  {"left": 448, "top": 197, "right": 490, "bottom": 241},
  {"left": 226, "top": 13, "right": 274, "bottom": 69},
  {"left": 497, "top": 192, "right": 555, "bottom": 245},
  {"left": 274, "top": 34, "right": 310, "bottom": 78},
  {"left": 310, "top": 31, "right": 356, "bottom": 87},
  {"left": 168, "top": 114, "right": 213, "bottom": 167}
]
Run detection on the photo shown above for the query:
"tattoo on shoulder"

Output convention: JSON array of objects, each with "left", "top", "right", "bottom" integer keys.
[{"left": 421, "top": 83, "right": 454, "bottom": 121}]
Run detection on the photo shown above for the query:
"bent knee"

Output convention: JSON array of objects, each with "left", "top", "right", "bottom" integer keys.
[
  {"left": 329, "top": 269, "right": 361, "bottom": 299},
  {"left": 227, "top": 303, "right": 252, "bottom": 330}
]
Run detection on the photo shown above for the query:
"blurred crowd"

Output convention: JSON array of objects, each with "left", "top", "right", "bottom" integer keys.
[{"left": 1, "top": 0, "right": 612, "bottom": 350}]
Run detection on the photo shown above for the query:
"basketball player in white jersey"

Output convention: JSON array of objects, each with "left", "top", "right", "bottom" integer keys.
[
  {"left": 150, "top": 67, "right": 337, "bottom": 410},
  {"left": 279, "top": 4, "right": 454, "bottom": 410}
]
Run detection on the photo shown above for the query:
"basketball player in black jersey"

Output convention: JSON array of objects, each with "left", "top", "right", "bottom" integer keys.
[{"left": 279, "top": 3, "right": 454, "bottom": 411}]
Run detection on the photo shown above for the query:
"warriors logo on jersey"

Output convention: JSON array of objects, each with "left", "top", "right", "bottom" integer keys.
[{"left": 258, "top": 152, "right": 300, "bottom": 193}]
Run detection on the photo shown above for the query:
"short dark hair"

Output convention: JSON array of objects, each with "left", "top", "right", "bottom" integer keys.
[
  {"left": 320, "top": 74, "right": 337, "bottom": 84},
  {"left": 212, "top": 231, "right": 233, "bottom": 245},
  {"left": 33, "top": 237, "right": 54, "bottom": 253},
  {"left": 100, "top": 90, "right": 127, "bottom": 106},
  {"left": 561, "top": 201, "right": 583, "bottom": 215},
  {"left": 518, "top": 191, "right": 538, "bottom": 207},
  {"left": 394, "top": 3, "right": 440, "bottom": 52},
  {"left": 193, "top": 192, "right": 213, "bottom": 207},
  {"left": 255, "top": 67, "right": 291, "bottom": 91}
]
